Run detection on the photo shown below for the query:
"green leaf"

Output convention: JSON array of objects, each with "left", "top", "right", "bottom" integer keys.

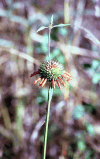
[
  {"left": 85, "top": 123, "right": 94, "bottom": 136},
  {"left": 36, "top": 96, "right": 44, "bottom": 105},
  {"left": 92, "top": 59, "right": 99, "bottom": 70},
  {"left": 50, "top": 48, "right": 60, "bottom": 59},
  {"left": 37, "top": 26, "right": 48, "bottom": 32},
  {"left": 41, "top": 88, "right": 48, "bottom": 101},
  {"left": 41, "top": 44, "right": 48, "bottom": 53},
  {"left": 42, "top": 34, "right": 48, "bottom": 44},
  {"left": 92, "top": 73, "right": 100, "bottom": 84},
  {"left": 45, "top": 55, "right": 50, "bottom": 61},
  {"left": 77, "top": 141, "right": 86, "bottom": 152},
  {"left": 53, "top": 23, "right": 70, "bottom": 28},
  {"left": 51, "top": 15, "right": 53, "bottom": 25},
  {"left": 54, "top": 88, "right": 61, "bottom": 96},
  {"left": 53, "top": 48, "right": 60, "bottom": 55},
  {"left": 36, "top": 88, "right": 48, "bottom": 105},
  {"left": 73, "top": 105, "right": 85, "bottom": 119},
  {"left": 86, "top": 68, "right": 94, "bottom": 77},
  {"left": 58, "top": 55, "right": 65, "bottom": 64},
  {"left": 58, "top": 27, "right": 67, "bottom": 36}
]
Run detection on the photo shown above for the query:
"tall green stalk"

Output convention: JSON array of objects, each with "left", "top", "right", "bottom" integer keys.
[
  {"left": 42, "top": 22, "right": 52, "bottom": 159},
  {"left": 48, "top": 28, "right": 51, "bottom": 62},
  {"left": 42, "top": 85, "right": 52, "bottom": 159}
]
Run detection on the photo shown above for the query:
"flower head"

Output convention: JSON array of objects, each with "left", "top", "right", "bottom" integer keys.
[{"left": 30, "top": 61, "right": 72, "bottom": 89}]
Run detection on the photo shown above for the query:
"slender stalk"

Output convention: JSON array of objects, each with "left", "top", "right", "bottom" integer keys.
[
  {"left": 42, "top": 21, "right": 52, "bottom": 159},
  {"left": 48, "top": 28, "right": 51, "bottom": 62},
  {"left": 42, "top": 85, "right": 51, "bottom": 159}
]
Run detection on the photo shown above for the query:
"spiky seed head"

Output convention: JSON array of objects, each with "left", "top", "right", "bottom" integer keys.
[{"left": 39, "top": 61, "right": 64, "bottom": 82}]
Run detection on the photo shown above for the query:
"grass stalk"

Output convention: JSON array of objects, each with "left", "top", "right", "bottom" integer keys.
[{"left": 42, "top": 85, "right": 51, "bottom": 159}]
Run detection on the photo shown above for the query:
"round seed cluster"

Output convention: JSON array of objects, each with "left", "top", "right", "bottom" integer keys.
[{"left": 39, "top": 61, "right": 64, "bottom": 82}]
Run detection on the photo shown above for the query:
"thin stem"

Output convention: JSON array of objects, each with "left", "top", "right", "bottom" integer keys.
[
  {"left": 42, "top": 85, "right": 51, "bottom": 159},
  {"left": 48, "top": 28, "right": 51, "bottom": 62}
]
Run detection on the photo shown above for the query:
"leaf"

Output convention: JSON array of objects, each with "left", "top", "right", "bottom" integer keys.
[
  {"left": 51, "top": 15, "right": 53, "bottom": 25},
  {"left": 92, "top": 73, "right": 100, "bottom": 84},
  {"left": 42, "top": 34, "right": 48, "bottom": 44},
  {"left": 58, "top": 27, "right": 67, "bottom": 36},
  {"left": 36, "top": 96, "right": 45, "bottom": 105},
  {"left": 73, "top": 105, "right": 85, "bottom": 119},
  {"left": 37, "top": 26, "right": 48, "bottom": 32},
  {"left": 36, "top": 88, "right": 48, "bottom": 105},
  {"left": 92, "top": 59, "right": 99, "bottom": 70},
  {"left": 86, "top": 68, "right": 94, "bottom": 77},
  {"left": 54, "top": 88, "right": 61, "bottom": 96},
  {"left": 41, "top": 44, "right": 48, "bottom": 53},
  {"left": 50, "top": 48, "right": 60, "bottom": 59},
  {"left": 53, "top": 23, "right": 70, "bottom": 28},
  {"left": 41, "top": 88, "right": 48, "bottom": 101},
  {"left": 85, "top": 123, "right": 94, "bottom": 136},
  {"left": 58, "top": 55, "right": 65, "bottom": 65},
  {"left": 77, "top": 141, "right": 86, "bottom": 152}
]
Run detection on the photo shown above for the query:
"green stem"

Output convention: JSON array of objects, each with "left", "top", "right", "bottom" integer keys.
[
  {"left": 48, "top": 28, "right": 51, "bottom": 62},
  {"left": 42, "top": 85, "right": 51, "bottom": 159}
]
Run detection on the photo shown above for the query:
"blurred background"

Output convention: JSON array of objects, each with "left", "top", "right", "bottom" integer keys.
[{"left": 0, "top": 0, "right": 100, "bottom": 159}]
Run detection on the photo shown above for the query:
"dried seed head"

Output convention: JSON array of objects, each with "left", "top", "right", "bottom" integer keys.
[{"left": 39, "top": 61, "right": 64, "bottom": 82}]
